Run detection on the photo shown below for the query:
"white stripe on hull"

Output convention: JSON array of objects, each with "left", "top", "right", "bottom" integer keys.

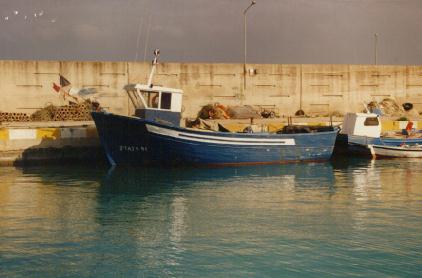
[{"left": 146, "top": 124, "right": 296, "bottom": 146}]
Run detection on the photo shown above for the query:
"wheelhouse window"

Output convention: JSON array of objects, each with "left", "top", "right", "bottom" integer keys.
[
  {"left": 364, "top": 117, "right": 379, "bottom": 126},
  {"left": 140, "top": 91, "right": 159, "bottom": 108},
  {"left": 160, "top": 92, "right": 172, "bottom": 110}
]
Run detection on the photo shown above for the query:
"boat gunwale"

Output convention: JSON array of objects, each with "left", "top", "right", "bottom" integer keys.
[
  {"left": 94, "top": 112, "right": 339, "bottom": 139},
  {"left": 371, "top": 144, "right": 422, "bottom": 152}
]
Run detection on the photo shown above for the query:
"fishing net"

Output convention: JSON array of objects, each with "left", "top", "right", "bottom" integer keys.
[{"left": 29, "top": 100, "right": 96, "bottom": 122}]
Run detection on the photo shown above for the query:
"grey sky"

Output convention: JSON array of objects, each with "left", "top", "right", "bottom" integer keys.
[{"left": 0, "top": 0, "right": 421, "bottom": 65}]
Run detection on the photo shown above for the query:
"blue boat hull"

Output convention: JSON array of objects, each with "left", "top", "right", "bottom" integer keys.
[
  {"left": 335, "top": 133, "right": 422, "bottom": 156},
  {"left": 92, "top": 112, "right": 338, "bottom": 166}
]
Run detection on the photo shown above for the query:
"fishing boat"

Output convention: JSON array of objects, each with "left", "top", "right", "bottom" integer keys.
[
  {"left": 368, "top": 144, "right": 422, "bottom": 158},
  {"left": 92, "top": 50, "right": 339, "bottom": 166},
  {"left": 335, "top": 112, "right": 422, "bottom": 156}
]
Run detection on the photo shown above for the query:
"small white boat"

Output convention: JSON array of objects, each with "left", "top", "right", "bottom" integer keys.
[
  {"left": 335, "top": 112, "right": 422, "bottom": 156},
  {"left": 368, "top": 144, "right": 422, "bottom": 158}
]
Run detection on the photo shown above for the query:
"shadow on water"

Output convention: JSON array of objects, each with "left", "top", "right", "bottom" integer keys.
[
  {"left": 15, "top": 149, "right": 422, "bottom": 198},
  {"left": 19, "top": 161, "right": 336, "bottom": 196},
  {"left": 101, "top": 162, "right": 336, "bottom": 195},
  {"left": 331, "top": 155, "right": 374, "bottom": 170},
  {"left": 20, "top": 154, "right": 422, "bottom": 200}
]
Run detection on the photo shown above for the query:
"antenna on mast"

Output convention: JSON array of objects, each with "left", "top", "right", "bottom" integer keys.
[{"left": 147, "top": 49, "right": 160, "bottom": 88}]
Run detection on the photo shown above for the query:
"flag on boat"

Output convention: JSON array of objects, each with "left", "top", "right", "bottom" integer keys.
[
  {"left": 59, "top": 75, "right": 71, "bottom": 87},
  {"left": 52, "top": 82, "right": 61, "bottom": 92}
]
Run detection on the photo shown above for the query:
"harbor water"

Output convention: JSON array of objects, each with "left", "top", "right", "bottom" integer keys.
[{"left": 0, "top": 158, "right": 421, "bottom": 277}]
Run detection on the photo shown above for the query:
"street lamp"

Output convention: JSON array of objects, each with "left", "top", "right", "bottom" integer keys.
[
  {"left": 374, "top": 33, "right": 379, "bottom": 65},
  {"left": 243, "top": 0, "right": 256, "bottom": 90}
]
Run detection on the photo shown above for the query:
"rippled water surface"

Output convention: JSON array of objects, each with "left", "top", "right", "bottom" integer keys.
[{"left": 1, "top": 158, "right": 421, "bottom": 277}]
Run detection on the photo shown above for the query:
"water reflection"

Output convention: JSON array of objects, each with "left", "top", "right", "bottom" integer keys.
[
  {"left": 100, "top": 162, "right": 335, "bottom": 193},
  {"left": 0, "top": 160, "right": 421, "bottom": 277},
  {"left": 95, "top": 163, "right": 338, "bottom": 270}
]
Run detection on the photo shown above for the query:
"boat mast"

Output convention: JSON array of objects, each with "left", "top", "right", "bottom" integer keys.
[{"left": 147, "top": 49, "right": 160, "bottom": 88}]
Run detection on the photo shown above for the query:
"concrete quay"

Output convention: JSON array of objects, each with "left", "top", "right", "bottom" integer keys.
[{"left": 0, "top": 121, "right": 103, "bottom": 166}]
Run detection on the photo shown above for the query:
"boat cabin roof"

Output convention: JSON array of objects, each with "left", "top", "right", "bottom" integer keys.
[
  {"left": 124, "top": 84, "right": 183, "bottom": 95},
  {"left": 352, "top": 112, "right": 379, "bottom": 118}
]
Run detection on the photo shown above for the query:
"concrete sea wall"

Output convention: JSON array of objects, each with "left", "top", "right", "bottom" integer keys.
[{"left": 1, "top": 60, "right": 422, "bottom": 118}]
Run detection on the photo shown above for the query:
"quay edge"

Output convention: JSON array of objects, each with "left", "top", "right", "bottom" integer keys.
[{"left": 0, "top": 121, "right": 105, "bottom": 166}]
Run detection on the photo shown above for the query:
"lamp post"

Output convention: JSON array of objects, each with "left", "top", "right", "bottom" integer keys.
[
  {"left": 243, "top": 0, "right": 256, "bottom": 91},
  {"left": 374, "top": 33, "right": 379, "bottom": 65}
]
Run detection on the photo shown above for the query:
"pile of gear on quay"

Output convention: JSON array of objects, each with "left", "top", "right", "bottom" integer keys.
[{"left": 0, "top": 100, "right": 100, "bottom": 123}]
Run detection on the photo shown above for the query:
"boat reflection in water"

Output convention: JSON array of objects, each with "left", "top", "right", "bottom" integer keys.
[
  {"left": 100, "top": 162, "right": 335, "bottom": 195},
  {"left": 97, "top": 162, "right": 337, "bottom": 266}
]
